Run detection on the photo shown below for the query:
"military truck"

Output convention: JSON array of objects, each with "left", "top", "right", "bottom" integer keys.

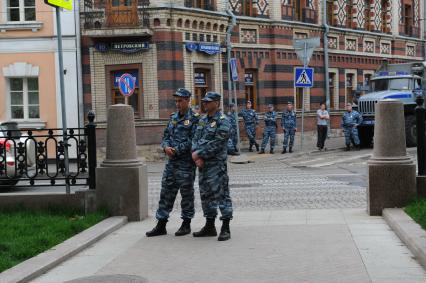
[{"left": 357, "top": 61, "right": 425, "bottom": 147}]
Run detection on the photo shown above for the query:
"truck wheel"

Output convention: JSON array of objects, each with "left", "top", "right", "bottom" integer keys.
[
  {"left": 359, "top": 127, "right": 373, "bottom": 148},
  {"left": 405, "top": 115, "right": 417, "bottom": 147}
]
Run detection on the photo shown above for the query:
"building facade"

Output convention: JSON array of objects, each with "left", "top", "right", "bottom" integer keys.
[
  {"left": 0, "top": 1, "right": 82, "bottom": 129},
  {"left": 80, "top": 0, "right": 425, "bottom": 145}
]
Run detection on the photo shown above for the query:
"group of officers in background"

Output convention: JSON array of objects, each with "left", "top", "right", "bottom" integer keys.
[{"left": 227, "top": 100, "right": 364, "bottom": 155}]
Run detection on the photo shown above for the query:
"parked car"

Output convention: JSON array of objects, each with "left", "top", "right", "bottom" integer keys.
[{"left": 0, "top": 122, "right": 35, "bottom": 187}]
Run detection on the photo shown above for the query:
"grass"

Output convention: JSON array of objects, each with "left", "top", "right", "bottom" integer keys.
[
  {"left": 0, "top": 206, "right": 108, "bottom": 273},
  {"left": 405, "top": 197, "right": 426, "bottom": 231}
]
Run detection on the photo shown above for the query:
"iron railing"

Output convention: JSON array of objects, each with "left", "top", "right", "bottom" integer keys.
[
  {"left": 81, "top": 0, "right": 150, "bottom": 30},
  {"left": 0, "top": 112, "right": 97, "bottom": 189}
]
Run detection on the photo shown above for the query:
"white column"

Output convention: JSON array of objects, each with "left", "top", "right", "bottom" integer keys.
[
  {"left": 270, "top": 0, "right": 282, "bottom": 21},
  {"left": 391, "top": 0, "right": 400, "bottom": 35}
]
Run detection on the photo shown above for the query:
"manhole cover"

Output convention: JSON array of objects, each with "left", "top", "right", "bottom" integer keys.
[{"left": 64, "top": 274, "right": 147, "bottom": 283}]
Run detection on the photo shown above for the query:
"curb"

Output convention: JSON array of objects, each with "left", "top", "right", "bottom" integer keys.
[
  {"left": 0, "top": 216, "right": 128, "bottom": 283},
  {"left": 383, "top": 208, "right": 426, "bottom": 269}
]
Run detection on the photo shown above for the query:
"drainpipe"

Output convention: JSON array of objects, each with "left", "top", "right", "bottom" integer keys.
[
  {"left": 323, "top": 0, "right": 331, "bottom": 138},
  {"left": 74, "top": 0, "right": 84, "bottom": 127},
  {"left": 226, "top": 9, "right": 237, "bottom": 107},
  {"left": 323, "top": 0, "right": 330, "bottom": 111}
]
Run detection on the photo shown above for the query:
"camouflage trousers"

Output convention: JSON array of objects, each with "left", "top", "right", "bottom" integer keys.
[
  {"left": 283, "top": 128, "right": 296, "bottom": 149},
  {"left": 156, "top": 161, "right": 195, "bottom": 220},
  {"left": 261, "top": 126, "right": 276, "bottom": 150},
  {"left": 344, "top": 126, "right": 360, "bottom": 146},
  {"left": 245, "top": 124, "right": 257, "bottom": 146},
  {"left": 198, "top": 161, "right": 233, "bottom": 220}
]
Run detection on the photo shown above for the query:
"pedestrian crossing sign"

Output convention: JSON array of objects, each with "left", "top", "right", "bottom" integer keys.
[{"left": 294, "top": 67, "right": 314, "bottom": 88}]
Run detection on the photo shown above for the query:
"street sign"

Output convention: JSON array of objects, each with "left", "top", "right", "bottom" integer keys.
[
  {"left": 44, "top": 0, "right": 73, "bottom": 10},
  {"left": 293, "top": 37, "right": 320, "bottom": 67},
  {"left": 295, "top": 67, "right": 314, "bottom": 88},
  {"left": 230, "top": 58, "right": 238, "bottom": 81},
  {"left": 118, "top": 73, "right": 137, "bottom": 97}
]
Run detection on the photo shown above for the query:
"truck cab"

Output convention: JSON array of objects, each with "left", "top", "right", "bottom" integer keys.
[{"left": 357, "top": 63, "right": 425, "bottom": 147}]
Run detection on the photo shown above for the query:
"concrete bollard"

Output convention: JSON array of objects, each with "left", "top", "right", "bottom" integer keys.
[
  {"left": 368, "top": 100, "right": 416, "bottom": 216},
  {"left": 96, "top": 104, "right": 148, "bottom": 221}
]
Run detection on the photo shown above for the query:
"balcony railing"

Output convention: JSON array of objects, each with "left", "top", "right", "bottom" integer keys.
[
  {"left": 184, "top": 0, "right": 215, "bottom": 11},
  {"left": 81, "top": 0, "right": 150, "bottom": 30}
]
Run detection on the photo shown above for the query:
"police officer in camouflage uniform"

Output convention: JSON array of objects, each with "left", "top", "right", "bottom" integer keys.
[
  {"left": 146, "top": 88, "right": 200, "bottom": 237},
  {"left": 281, "top": 102, "right": 297, "bottom": 154},
  {"left": 259, "top": 104, "right": 277, "bottom": 154},
  {"left": 192, "top": 92, "right": 233, "bottom": 241},
  {"left": 227, "top": 103, "right": 239, "bottom": 155},
  {"left": 342, "top": 103, "right": 363, "bottom": 151},
  {"left": 239, "top": 101, "right": 259, "bottom": 152}
]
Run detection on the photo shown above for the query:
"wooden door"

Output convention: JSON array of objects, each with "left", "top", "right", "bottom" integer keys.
[
  {"left": 245, "top": 71, "right": 257, "bottom": 110},
  {"left": 194, "top": 68, "right": 211, "bottom": 110}
]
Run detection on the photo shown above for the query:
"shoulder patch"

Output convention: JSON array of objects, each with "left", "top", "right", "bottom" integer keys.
[
  {"left": 220, "top": 115, "right": 226, "bottom": 120},
  {"left": 194, "top": 113, "right": 200, "bottom": 117}
]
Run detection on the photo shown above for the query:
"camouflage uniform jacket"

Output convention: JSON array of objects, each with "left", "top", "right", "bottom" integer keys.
[
  {"left": 162, "top": 108, "right": 200, "bottom": 162},
  {"left": 281, "top": 110, "right": 297, "bottom": 129},
  {"left": 264, "top": 111, "right": 277, "bottom": 127},
  {"left": 192, "top": 111, "right": 230, "bottom": 163},
  {"left": 342, "top": 111, "right": 363, "bottom": 128},
  {"left": 239, "top": 109, "right": 258, "bottom": 126}
]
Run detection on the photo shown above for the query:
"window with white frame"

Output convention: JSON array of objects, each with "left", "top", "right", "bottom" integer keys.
[
  {"left": 7, "top": 0, "right": 36, "bottom": 22},
  {"left": 9, "top": 78, "right": 40, "bottom": 120}
]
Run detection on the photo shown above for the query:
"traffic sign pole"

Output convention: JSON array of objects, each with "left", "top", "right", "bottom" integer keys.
[
  {"left": 301, "top": 42, "right": 308, "bottom": 151},
  {"left": 56, "top": 7, "right": 70, "bottom": 194}
]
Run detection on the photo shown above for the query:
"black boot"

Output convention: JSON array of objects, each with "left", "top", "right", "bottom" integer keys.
[
  {"left": 249, "top": 145, "right": 253, "bottom": 152},
  {"left": 345, "top": 144, "right": 350, "bottom": 151},
  {"left": 281, "top": 148, "right": 287, "bottom": 154},
  {"left": 355, "top": 145, "right": 361, "bottom": 151},
  {"left": 193, "top": 218, "right": 217, "bottom": 237},
  {"left": 270, "top": 149, "right": 274, "bottom": 154},
  {"left": 146, "top": 219, "right": 167, "bottom": 237},
  {"left": 255, "top": 143, "right": 260, "bottom": 152},
  {"left": 175, "top": 219, "right": 191, "bottom": 236},
  {"left": 289, "top": 147, "right": 293, "bottom": 153},
  {"left": 218, "top": 219, "right": 231, "bottom": 241},
  {"left": 258, "top": 149, "right": 265, "bottom": 154}
]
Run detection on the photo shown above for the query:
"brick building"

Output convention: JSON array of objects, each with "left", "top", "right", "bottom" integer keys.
[{"left": 80, "top": 0, "right": 425, "bottom": 146}]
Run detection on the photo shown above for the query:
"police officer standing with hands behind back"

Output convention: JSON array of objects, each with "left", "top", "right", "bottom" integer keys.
[
  {"left": 259, "top": 104, "right": 277, "bottom": 154},
  {"left": 192, "top": 92, "right": 233, "bottom": 241},
  {"left": 239, "top": 100, "right": 259, "bottom": 152},
  {"left": 146, "top": 88, "right": 199, "bottom": 237},
  {"left": 281, "top": 102, "right": 297, "bottom": 154}
]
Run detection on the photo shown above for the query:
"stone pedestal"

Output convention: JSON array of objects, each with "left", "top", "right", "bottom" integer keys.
[
  {"left": 96, "top": 104, "right": 148, "bottom": 221},
  {"left": 417, "top": 176, "right": 426, "bottom": 197},
  {"left": 368, "top": 100, "right": 416, "bottom": 216}
]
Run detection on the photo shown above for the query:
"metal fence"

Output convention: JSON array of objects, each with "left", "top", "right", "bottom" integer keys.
[{"left": 0, "top": 112, "right": 97, "bottom": 190}]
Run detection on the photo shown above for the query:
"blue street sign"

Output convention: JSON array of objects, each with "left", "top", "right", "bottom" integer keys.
[
  {"left": 294, "top": 67, "right": 314, "bottom": 88},
  {"left": 230, "top": 58, "right": 238, "bottom": 81},
  {"left": 118, "top": 73, "right": 136, "bottom": 97}
]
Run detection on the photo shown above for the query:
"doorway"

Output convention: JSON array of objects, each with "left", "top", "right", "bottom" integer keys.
[
  {"left": 245, "top": 71, "right": 257, "bottom": 110},
  {"left": 329, "top": 72, "right": 336, "bottom": 109},
  {"left": 194, "top": 68, "right": 212, "bottom": 109}
]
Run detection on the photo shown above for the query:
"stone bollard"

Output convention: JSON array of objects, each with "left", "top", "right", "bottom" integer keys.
[
  {"left": 96, "top": 104, "right": 148, "bottom": 221},
  {"left": 368, "top": 100, "right": 416, "bottom": 216}
]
